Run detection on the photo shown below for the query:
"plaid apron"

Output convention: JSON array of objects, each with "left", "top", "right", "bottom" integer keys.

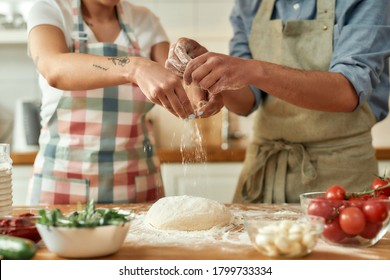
[
  {"left": 28, "top": 0, "right": 164, "bottom": 205},
  {"left": 234, "top": 0, "right": 378, "bottom": 204}
]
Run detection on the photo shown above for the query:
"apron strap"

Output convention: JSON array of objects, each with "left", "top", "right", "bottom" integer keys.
[
  {"left": 116, "top": 2, "right": 141, "bottom": 52},
  {"left": 257, "top": 0, "right": 336, "bottom": 22},
  {"left": 259, "top": 0, "right": 276, "bottom": 20},
  {"left": 70, "top": 0, "right": 140, "bottom": 54},
  {"left": 141, "top": 115, "right": 157, "bottom": 173},
  {"left": 71, "top": 0, "right": 88, "bottom": 53},
  {"left": 316, "top": 0, "right": 336, "bottom": 20}
]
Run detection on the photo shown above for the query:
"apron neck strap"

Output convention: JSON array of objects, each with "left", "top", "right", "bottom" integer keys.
[
  {"left": 316, "top": 0, "right": 336, "bottom": 20},
  {"left": 259, "top": 0, "right": 336, "bottom": 21},
  {"left": 71, "top": 0, "right": 88, "bottom": 53},
  {"left": 258, "top": 0, "right": 276, "bottom": 21},
  {"left": 70, "top": 0, "right": 137, "bottom": 53}
]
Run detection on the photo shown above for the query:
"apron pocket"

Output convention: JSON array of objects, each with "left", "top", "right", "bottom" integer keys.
[
  {"left": 29, "top": 173, "right": 90, "bottom": 205},
  {"left": 311, "top": 154, "right": 378, "bottom": 192},
  {"left": 135, "top": 172, "right": 164, "bottom": 203}
]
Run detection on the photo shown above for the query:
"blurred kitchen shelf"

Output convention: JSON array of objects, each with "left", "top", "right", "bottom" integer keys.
[
  {"left": 11, "top": 147, "right": 390, "bottom": 165},
  {"left": 376, "top": 148, "right": 390, "bottom": 160},
  {"left": 0, "top": 30, "right": 27, "bottom": 44},
  {"left": 157, "top": 147, "right": 246, "bottom": 163},
  {"left": 11, "top": 151, "right": 37, "bottom": 164}
]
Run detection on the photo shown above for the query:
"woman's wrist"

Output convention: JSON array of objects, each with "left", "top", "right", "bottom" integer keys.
[{"left": 124, "top": 56, "right": 148, "bottom": 84}]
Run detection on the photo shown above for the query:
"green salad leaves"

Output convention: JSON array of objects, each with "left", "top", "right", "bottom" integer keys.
[{"left": 37, "top": 200, "right": 133, "bottom": 228}]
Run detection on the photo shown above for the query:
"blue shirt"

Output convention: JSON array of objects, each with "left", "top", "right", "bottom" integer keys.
[{"left": 229, "top": 0, "right": 390, "bottom": 121}]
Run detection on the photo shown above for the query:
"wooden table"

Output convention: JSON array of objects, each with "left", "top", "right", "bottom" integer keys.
[{"left": 13, "top": 204, "right": 390, "bottom": 260}]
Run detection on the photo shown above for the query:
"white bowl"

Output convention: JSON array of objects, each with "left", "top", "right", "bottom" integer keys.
[{"left": 37, "top": 222, "right": 130, "bottom": 258}]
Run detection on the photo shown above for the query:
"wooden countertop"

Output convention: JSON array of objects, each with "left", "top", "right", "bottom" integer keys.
[
  {"left": 13, "top": 204, "right": 390, "bottom": 260},
  {"left": 11, "top": 147, "right": 390, "bottom": 165}
]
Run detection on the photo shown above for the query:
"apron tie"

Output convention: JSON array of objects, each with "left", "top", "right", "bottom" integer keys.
[{"left": 237, "top": 140, "right": 317, "bottom": 203}]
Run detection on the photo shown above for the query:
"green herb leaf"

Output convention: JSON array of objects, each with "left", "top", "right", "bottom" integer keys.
[{"left": 37, "top": 200, "right": 133, "bottom": 228}]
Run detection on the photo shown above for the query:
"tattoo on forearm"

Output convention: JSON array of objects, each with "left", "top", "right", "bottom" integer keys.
[
  {"left": 108, "top": 56, "right": 130, "bottom": 67},
  {"left": 93, "top": 64, "right": 109, "bottom": 71}
]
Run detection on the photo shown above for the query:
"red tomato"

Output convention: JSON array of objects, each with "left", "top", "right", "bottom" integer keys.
[
  {"left": 362, "top": 200, "right": 388, "bottom": 223},
  {"left": 339, "top": 207, "right": 366, "bottom": 235},
  {"left": 344, "top": 198, "right": 364, "bottom": 209},
  {"left": 322, "top": 219, "right": 347, "bottom": 243},
  {"left": 371, "top": 177, "right": 390, "bottom": 197},
  {"left": 349, "top": 194, "right": 373, "bottom": 201},
  {"left": 376, "top": 194, "right": 389, "bottom": 200},
  {"left": 325, "top": 185, "right": 346, "bottom": 200},
  {"left": 359, "top": 222, "right": 382, "bottom": 239},
  {"left": 307, "top": 198, "right": 335, "bottom": 222}
]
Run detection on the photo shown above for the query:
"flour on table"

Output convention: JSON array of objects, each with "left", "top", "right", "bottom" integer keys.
[
  {"left": 145, "top": 195, "right": 232, "bottom": 231},
  {"left": 126, "top": 208, "right": 253, "bottom": 248},
  {"left": 126, "top": 202, "right": 302, "bottom": 249}
]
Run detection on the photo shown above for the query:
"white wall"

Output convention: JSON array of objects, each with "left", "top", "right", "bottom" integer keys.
[
  {"left": 372, "top": 100, "right": 390, "bottom": 147},
  {"left": 130, "top": 0, "right": 234, "bottom": 53}
]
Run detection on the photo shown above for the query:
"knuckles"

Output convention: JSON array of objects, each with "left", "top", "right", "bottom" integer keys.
[{"left": 150, "top": 76, "right": 182, "bottom": 99}]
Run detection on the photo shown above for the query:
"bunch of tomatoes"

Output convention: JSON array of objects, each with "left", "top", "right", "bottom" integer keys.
[{"left": 307, "top": 176, "right": 390, "bottom": 243}]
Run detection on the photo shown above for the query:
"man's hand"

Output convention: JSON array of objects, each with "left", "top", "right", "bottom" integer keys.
[
  {"left": 184, "top": 52, "right": 249, "bottom": 94},
  {"left": 196, "top": 93, "right": 224, "bottom": 118},
  {"left": 165, "top": 37, "right": 208, "bottom": 77}
]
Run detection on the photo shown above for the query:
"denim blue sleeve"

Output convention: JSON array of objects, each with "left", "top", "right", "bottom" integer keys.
[
  {"left": 229, "top": 1, "right": 254, "bottom": 59},
  {"left": 229, "top": 0, "right": 263, "bottom": 114},
  {"left": 330, "top": 1, "right": 390, "bottom": 121}
]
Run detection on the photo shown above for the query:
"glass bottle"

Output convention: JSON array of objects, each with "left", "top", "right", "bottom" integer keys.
[{"left": 0, "top": 143, "right": 13, "bottom": 216}]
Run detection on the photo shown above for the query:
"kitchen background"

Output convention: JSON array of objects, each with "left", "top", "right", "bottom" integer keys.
[{"left": 1, "top": 0, "right": 390, "bottom": 205}]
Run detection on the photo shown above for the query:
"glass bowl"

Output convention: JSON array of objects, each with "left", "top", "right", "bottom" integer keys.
[
  {"left": 244, "top": 213, "right": 324, "bottom": 258},
  {"left": 300, "top": 192, "right": 390, "bottom": 247},
  {"left": 0, "top": 213, "right": 41, "bottom": 243}
]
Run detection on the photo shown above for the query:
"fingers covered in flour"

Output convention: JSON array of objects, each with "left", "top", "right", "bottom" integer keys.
[{"left": 165, "top": 37, "right": 208, "bottom": 78}]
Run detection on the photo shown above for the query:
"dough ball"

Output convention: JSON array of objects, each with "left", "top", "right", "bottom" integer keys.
[{"left": 145, "top": 195, "right": 232, "bottom": 231}]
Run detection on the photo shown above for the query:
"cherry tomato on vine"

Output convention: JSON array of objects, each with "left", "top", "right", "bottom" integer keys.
[
  {"left": 359, "top": 222, "right": 382, "bottom": 239},
  {"left": 376, "top": 194, "right": 389, "bottom": 200},
  {"left": 325, "top": 185, "right": 346, "bottom": 200},
  {"left": 307, "top": 198, "right": 335, "bottom": 221},
  {"left": 362, "top": 200, "right": 388, "bottom": 223},
  {"left": 322, "top": 219, "right": 347, "bottom": 243},
  {"left": 345, "top": 199, "right": 364, "bottom": 209},
  {"left": 371, "top": 177, "right": 390, "bottom": 197},
  {"left": 339, "top": 207, "right": 366, "bottom": 235},
  {"left": 348, "top": 194, "right": 373, "bottom": 201}
]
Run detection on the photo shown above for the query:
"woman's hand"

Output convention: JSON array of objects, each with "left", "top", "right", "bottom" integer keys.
[
  {"left": 133, "top": 58, "right": 194, "bottom": 119},
  {"left": 165, "top": 37, "right": 208, "bottom": 78}
]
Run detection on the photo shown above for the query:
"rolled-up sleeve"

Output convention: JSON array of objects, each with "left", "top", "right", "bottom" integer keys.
[
  {"left": 229, "top": 2, "right": 253, "bottom": 59},
  {"left": 229, "top": 0, "right": 263, "bottom": 114},
  {"left": 330, "top": 1, "right": 390, "bottom": 120}
]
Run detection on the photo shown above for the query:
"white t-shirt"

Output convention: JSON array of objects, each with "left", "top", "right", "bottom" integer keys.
[{"left": 27, "top": 0, "right": 169, "bottom": 125}]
